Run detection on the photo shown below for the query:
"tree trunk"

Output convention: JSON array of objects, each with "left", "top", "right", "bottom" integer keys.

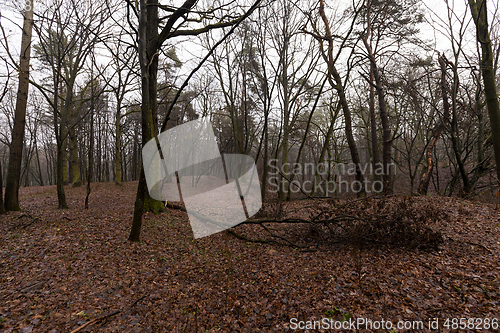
[
  {"left": 55, "top": 81, "right": 75, "bottom": 209},
  {"left": 469, "top": 0, "right": 500, "bottom": 187},
  {"left": 62, "top": 137, "right": 69, "bottom": 184},
  {"left": 0, "top": 159, "right": 5, "bottom": 214},
  {"left": 369, "top": 65, "right": 380, "bottom": 182},
  {"left": 85, "top": 78, "right": 94, "bottom": 209},
  {"left": 69, "top": 128, "right": 81, "bottom": 187},
  {"left": 448, "top": 58, "right": 471, "bottom": 195},
  {"left": 311, "top": 104, "right": 338, "bottom": 196},
  {"left": 115, "top": 109, "right": 122, "bottom": 185},
  {"left": 362, "top": 37, "right": 392, "bottom": 194},
  {"left": 56, "top": 138, "right": 69, "bottom": 209},
  {"left": 365, "top": 1, "right": 380, "bottom": 184},
  {"left": 128, "top": 0, "right": 259, "bottom": 241},
  {"left": 418, "top": 55, "right": 449, "bottom": 195},
  {"left": 4, "top": 4, "right": 34, "bottom": 211},
  {"left": 329, "top": 69, "right": 365, "bottom": 190},
  {"left": 280, "top": 35, "right": 290, "bottom": 201},
  {"left": 418, "top": 127, "right": 443, "bottom": 195},
  {"left": 129, "top": 0, "right": 160, "bottom": 242},
  {"left": 318, "top": 0, "right": 365, "bottom": 195}
]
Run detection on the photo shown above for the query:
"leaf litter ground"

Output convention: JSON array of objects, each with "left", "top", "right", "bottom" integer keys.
[{"left": 0, "top": 183, "right": 499, "bottom": 332}]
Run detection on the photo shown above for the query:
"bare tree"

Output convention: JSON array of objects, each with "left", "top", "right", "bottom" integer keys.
[
  {"left": 306, "top": 0, "right": 365, "bottom": 194},
  {"left": 468, "top": 0, "right": 500, "bottom": 187},
  {"left": 3, "top": 1, "right": 34, "bottom": 210},
  {"left": 104, "top": 26, "right": 139, "bottom": 186},
  {"left": 32, "top": 0, "right": 110, "bottom": 208},
  {"left": 128, "top": 0, "right": 263, "bottom": 241}
]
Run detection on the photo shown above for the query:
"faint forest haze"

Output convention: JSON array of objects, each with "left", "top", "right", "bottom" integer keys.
[{"left": 0, "top": 0, "right": 499, "bottom": 237}]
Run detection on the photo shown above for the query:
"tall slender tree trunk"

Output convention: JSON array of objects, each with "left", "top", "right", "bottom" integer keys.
[
  {"left": 55, "top": 76, "right": 76, "bottom": 209},
  {"left": 280, "top": 36, "right": 290, "bottom": 201},
  {"left": 132, "top": 130, "right": 138, "bottom": 180},
  {"left": 362, "top": 37, "right": 391, "bottom": 194},
  {"left": 448, "top": 58, "right": 471, "bottom": 195},
  {"left": 369, "top": 65, "right": 380, "bottom": 181},
  {"left": 469, "top": 0, "right": 500, "bottom": 187},
  {"left": 69, "top": 127, "right": 81, "bottom": 187},
  {"left": 365, "top": 1, "right": 380, "bottom": 183},
  {"left": 56, "top": 125, "right": 69, "bottom": 209},
  {"left": 4, "top": 4, "right": 34, "bottom": 211},
  {"left": 85, "top": 74, "right": 95, "bottom": 209},
  {"left": 62, "top": 137, "right": 69, "bottom": 184},
  {"left": 470, "top": 56, "right": 487, "bottom": 187},
  {"left": 115, "top": 109, "right": 122, "bottom": 185},
  {"left": 0, "top": 159, "right": 5, "bottom": 214}
]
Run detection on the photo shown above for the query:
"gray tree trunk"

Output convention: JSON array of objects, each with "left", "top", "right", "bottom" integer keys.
[{"left": 4, "top": 4, "right": 34, "bottom": 211}]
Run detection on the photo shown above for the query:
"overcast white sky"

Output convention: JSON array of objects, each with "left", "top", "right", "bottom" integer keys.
[{"left": 0, "top": 0, "right": 497, "bottom": 101}]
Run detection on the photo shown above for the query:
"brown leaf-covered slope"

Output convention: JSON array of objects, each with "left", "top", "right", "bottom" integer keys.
[{"left": 0, "top": 183, "right": 499, "bottom": 332}]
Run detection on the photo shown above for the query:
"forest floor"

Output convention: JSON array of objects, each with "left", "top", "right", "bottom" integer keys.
[{"left": 0, "top": 182, "right": 499, "bottom": 332}]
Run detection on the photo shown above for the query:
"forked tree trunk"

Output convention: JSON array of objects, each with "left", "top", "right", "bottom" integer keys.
[
  {"left": 362, "top": 37, "right": 392, "bottom": 194},
  {"left": 418, "top": 55, "right": 449, "bottom": 195},
  {"left": 418, "top": 127, "right": 443, "bottom": 195}
]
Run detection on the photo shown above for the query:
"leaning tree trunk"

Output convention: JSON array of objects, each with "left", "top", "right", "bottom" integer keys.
[
  {"left": 329, "top": 69, "right": 365, "bottom": 192},
  {"left": 468, "top": 0, "right": 500, "bottom": 187},
  {"left": 4, "top": 3, "right": 34, "bottom": 211},
  {"left": 318, "top": 0, "right": 365, "bottom": 194}
]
